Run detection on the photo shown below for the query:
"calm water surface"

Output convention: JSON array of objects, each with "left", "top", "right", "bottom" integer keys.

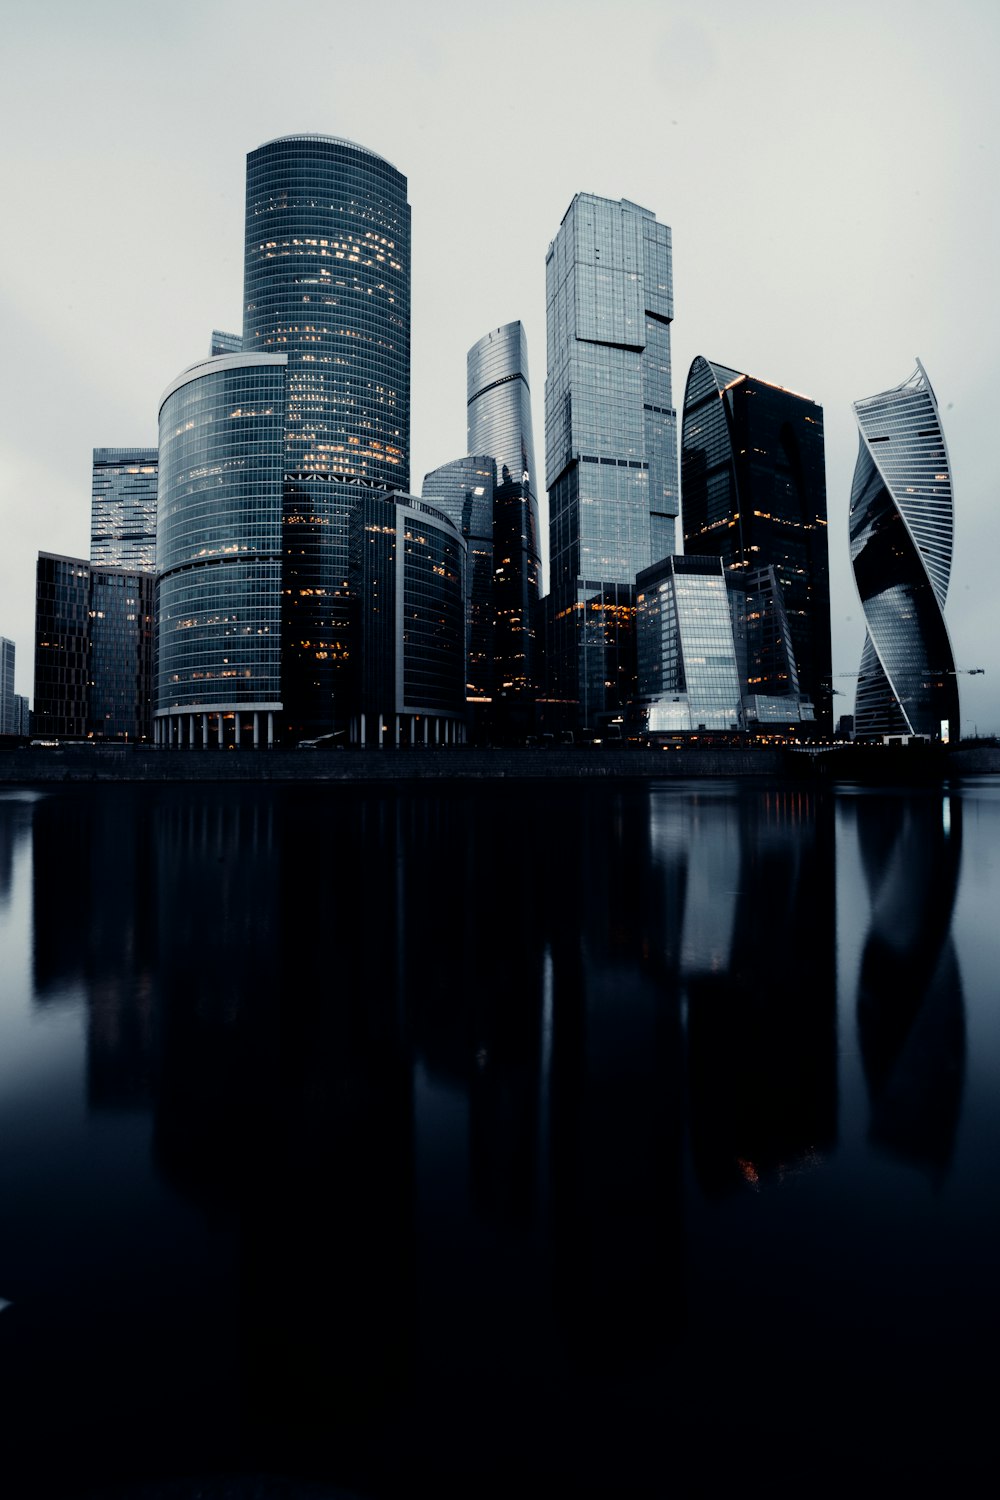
[{"left": 1, "top": 778, "right": 998, "bottom": 1496}]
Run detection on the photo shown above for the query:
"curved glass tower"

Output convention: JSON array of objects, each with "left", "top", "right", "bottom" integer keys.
[
  {"left": 155, "top": 353, "right": 287, "bottom": 748},
  {"left": 243, "top": 134, "right": 410, "bottom": 736},
  {"left": 467, "top": 322, "right": 540, "bottom": 701},
  {"left": 849, "top": 361, "right": 958, "bottom": 740}
]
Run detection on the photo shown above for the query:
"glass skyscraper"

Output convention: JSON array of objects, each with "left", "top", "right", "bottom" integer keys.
[
  {"left": 155, "top": 352, "right": 287, "bottom": 748},
  {"left": 422, "top": 456, "right": 497, "bottom": 707},
  {"left": 90, "top": 448, "right": 158, "bottom": 571},
  {"left": 849, "top": 361, "right": 958, "bottom": 741},
  {"left": 635, "top": 555, "right": 743, "bottom": 734},
  {"left": 681, "top": 357, "right": 831, "bottom": 734},
  {"left": 0, "top": 638, "right": 15, "bottom": 735},
  {"left": 243, "top": 134, "right": 411, "bottom": 738},
  {"left": 544, "top": 194, "right": 677, "bottom": 726},
  {"left": 467, "top": 322, "right": 541, "bottom": 703},
  {"left": 88, "top": 568, "right": 154, "bottom": 741},
  {"left": 32, "top": 553, "right": 91, "bottom": 738}
]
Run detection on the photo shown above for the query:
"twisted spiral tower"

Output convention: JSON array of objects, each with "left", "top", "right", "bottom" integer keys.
[{"left": 849, "top": 361, "right": 959, "bottom": 740}]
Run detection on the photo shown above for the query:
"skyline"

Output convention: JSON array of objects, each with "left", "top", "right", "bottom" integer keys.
[{"left": 2, "top": 0, "right": 997, "bottom": 731}]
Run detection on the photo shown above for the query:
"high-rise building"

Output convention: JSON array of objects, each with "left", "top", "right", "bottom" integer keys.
[
  {"left": 422, "top": 456, "right": 497, "bottom": 708},
  {"left": 90, "top": 448, "right": 158, "bottom": 571},
  {"left": 544, "top": 193, "right": 677, "bottom": 726},
  {"left": 348, "top": 493, "right": 467, "bottom": 747},
  {"left": 467, "top": 323, "right": 541, "bottom": 704},
  {"left": 849, "top": 361, "right": 958, "bottom": 741},
  {"left": 33, "top": 553, "right": 91, "bottom": 738},
  {"left": 681, "top": 357, "right": 831, "bottom": 734},
  {"left": 635, "top": 555, "right": 743, "bottom": 735},
  {"left": 89, "top": 568, "right": 154, "bottom": 741},
  {"left": 242, "top": 134, "right": 411, "bottom": 738},
  {"left": 0, "top": 638, "right": 15, "bottom": 735},
  {"left": 210, "top": 330, "right": 243, "bottom": 356},
  {"left": 155, "top": 352, "right": 287, "bottom": 748}
]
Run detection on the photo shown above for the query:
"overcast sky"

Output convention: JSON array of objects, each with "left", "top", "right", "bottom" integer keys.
[{"left": 2, "top": 0, "right": 997, "bottom": 731}]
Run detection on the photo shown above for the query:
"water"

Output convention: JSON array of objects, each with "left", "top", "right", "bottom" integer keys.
[{"left": 0, "top": 777, "right": 998, "bottom": 1495}]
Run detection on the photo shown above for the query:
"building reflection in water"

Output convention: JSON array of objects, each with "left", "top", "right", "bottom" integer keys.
[
  {"left": 18, "top": 777, "right": 972, "bottom": 1489},
  {"left": 0, "top": 790, "right": 35, "bottom": 908},
  {"left": 653, "top": 786, "right": 839, "bottom": 1196},
  {"left": 854, "top": 792, "right": 965, "bottom": 1182}
]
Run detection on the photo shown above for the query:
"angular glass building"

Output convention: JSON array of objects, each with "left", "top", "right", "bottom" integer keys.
[
  {"left": 91, "top": 448, "right": 159, "bottom": 571},
  {"left": 422, "top": 455, "right": 496, "bottom": 706},
  {"left": 88, "top": 568, "right": 154, "bottom": 741},
  {"left": 348, "top": 493, "right": 466, "bottom": 747},
  {"left": 0, "top": 638, "right": 15, "bottom": 736},
  {"left": 544, "top": 194, "right": 677, "bottom": 726},
  {"left": 635, "top": 555, "right": 743, "bottom": 734},
  {"left": 467, "top": 322, "right": 541, "bottom": 703},
  {"left": 154, "top": 352, "right": 287, "bottom": 748},
  {"left": 243, "top": 134, "right": 411, "bottom": 738},
  {"left": 681, "top": 357, "right": 831, "bottom": 734},
  {"left": 849, "top": 361, "right": 958, "bottom": 741}
]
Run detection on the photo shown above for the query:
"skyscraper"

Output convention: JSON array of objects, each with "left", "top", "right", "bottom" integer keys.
[
  {"left": 422, "top": 455, "right": 497, "bottom": 708},
  {"left": 681, "top": 357, "right": 831, "bottom": 734},
  {"left": 467, "top": 322, "right": 541, "bottom": 704},
  {"left": 155, "top": 352, "right": 287, "bottom": 748},
  {"left": 0, "top": 638, "right": 15, "bottom": 735},
  {"left": 545, "top": 194, "right": 677, "bottom": 726},
  {"left": 849, "top": 361, "right": 958, "bottom": 741},
  {"left": 635, "top": 555, "right": 743, "bottom": 735},
  {"left": 33, "top": 553, "right": 91, "bottom": 738},
  {"left": 90, "top": 448, "right": 158, "bottom": 571},
  {"left": 243, "top": 134, "right": 411, "bottom": 738}
]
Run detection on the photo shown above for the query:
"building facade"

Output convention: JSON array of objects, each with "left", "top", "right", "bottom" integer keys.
[
  {"left": 467, "top": 323, "right": 541, "bottom": 707},
  {"left": 90, "top": 448, "right": 159, "bottom": 571},
  {"left": 849, "top": 361, "right": 959, "bottom": 741},
  {"left": 0, "top": 638, "right": 14, "bottom": 735},
  {"left": 348, "top": 493, "right": 466, "bottom": 747},
  {"left": 545, "top": 194, "right": 678, "bottom": 727},
  {"left": 155, "top": 352, "right": 287, "bottom": 749},
  {"left": 89, "top": 568, "right": 154, "bottom": 741},
  {"left": 681, "top": 357, "right": 831, "bottom": 734},
  {"left": 635, "top": 555, "right": 743, "bottom": 735},
  {"left": 243, "top": 134, "right": 411, "bottom": 739},
  {"left": 210, "top": 330, "right": 243, "bottom": 356},
  {"left": 422, "top": 455, "right": 496, "bottom": 709},
  {"left": 33, "top": 553, "right": 91, "bottom": 738}
]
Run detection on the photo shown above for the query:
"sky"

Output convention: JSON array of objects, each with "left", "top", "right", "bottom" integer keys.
[{"left": 2, "top": 0, "right": 998, "bottom": 732}]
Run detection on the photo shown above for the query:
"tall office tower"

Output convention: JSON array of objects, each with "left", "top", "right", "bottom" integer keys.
[
  {"left": 681, "top": 357, "right": 832, "bottom": 734},
  {"left": 422, "top": 456, "right": 497, "bottom": 708},
  {"left": 635, "top": 555, "right": 743, "bottom": 735},
  {"left": 0, "top": 638, "right": 14, "bottom": 734},
  {"left": 90, "top": 449, "right": 159, "bottom": 571},
  {"left": 14, "top": 696, "right": 29, "bottom": 735},
  {"left": 33, "top": 553, "right": 91, "bottom": 738},
  {"left": 210, "top": 330, "right": 243, "bottom": 356},
  {"left": 155, "top": 352, "right": 287, "bottom": 749},
  {"left": 89, "top": 568, "right": 154, "bottom": 741},
  {"left": 849, "top": 361, "right": 958, "bottom": 741},
  {"left": 467, "top": 323, "right": 541, "bottom": 705},
  {"left": 243, "top": 134, "right": 410, "bottom": 737},
  {"left": 545, "top": 194, "right": 677, "bottom": 726},
  {"left": 348, "top": 493, "right": 467, "bottom": 747}
]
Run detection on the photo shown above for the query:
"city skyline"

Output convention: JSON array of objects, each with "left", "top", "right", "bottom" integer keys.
[{"left": 1, "top": 0, "right": 997, "bottom": 732}]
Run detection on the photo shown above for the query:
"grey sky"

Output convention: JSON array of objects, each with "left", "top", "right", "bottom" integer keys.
[{"left": 2, "top": 0, "right": 997, "bottom": 731}]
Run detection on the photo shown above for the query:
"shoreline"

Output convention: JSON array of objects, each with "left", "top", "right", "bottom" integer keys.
[{"left": 2, "top": 744, "right": 998, "bottom": 784}]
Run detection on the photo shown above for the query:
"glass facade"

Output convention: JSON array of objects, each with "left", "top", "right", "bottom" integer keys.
[
  {"left": 32, "top": 553, "right": 91, "bottom": 738},
  {"left": 155, "top": 353, "right": 287, "bottom": 744},
  {"left": 849, "top": 362, "right": 959, "bottom": 740},
  {"left": 88, "top": 568, "right": 154, "bottom": 741},
  {"left": 210, "top": 330, "right": 243, "bottom": 356},
  {"left": 90, "top": 448, "right": 158, "bottom": 572},
  {"left": 421, "top": 456, "right": 496, "bottom": 705},
  {"left": 544, "top": 194, "right": 677, "bottom": 725},
  {"left": 348, "top": 493, "right": 466, "bottom": 746},
  {"left": 636, "top": 555, "right": 743, "bottom": 733},
  {"left": 0, "top": 638, "right": 14, "bottom": 735},
  {"left": 467, "top": 323, "right": 541, "bottom": 702},
  {"left": 243, "top": 135, "right": 411, "bottom": 738},
  {"left": 681, "top": 357, "right": 832, "bottom": 734}
]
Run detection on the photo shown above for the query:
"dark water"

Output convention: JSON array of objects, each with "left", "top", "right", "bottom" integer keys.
[{"left": 1, "top": 777, "right": 998, "bottom": 1496}]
